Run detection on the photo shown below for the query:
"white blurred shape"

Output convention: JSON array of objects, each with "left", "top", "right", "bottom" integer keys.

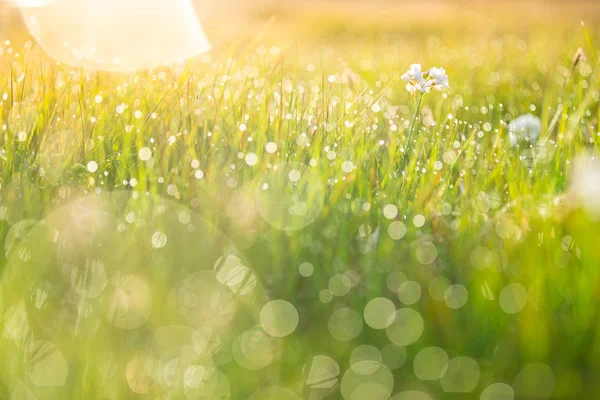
[
  {"left": 11, "top": 0, "right": 54, "bottom": 6},
  {"left": 508, "top": 114, "right": 541, "bottom": 146},
  {"left": 17, "top": 0, "right": 210, "bottom": 71},
  {"left": 571, "top": 154, "right": 600, "bottom": 219}
]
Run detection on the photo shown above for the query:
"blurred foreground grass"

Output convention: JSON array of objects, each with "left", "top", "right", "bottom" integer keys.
[{"left": 0, "top": 1, "right": 600, "bottom": 399}]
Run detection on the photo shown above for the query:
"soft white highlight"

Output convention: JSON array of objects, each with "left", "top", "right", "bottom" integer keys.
[
  {"left": 17, "top": 0, "right": 211, "bottom": 71},
  {"left": 571, "top": 154, "right": 600, "bottom": 220},
  {"left": 508, "top": 114, "right": 541, "bottom": 146}
]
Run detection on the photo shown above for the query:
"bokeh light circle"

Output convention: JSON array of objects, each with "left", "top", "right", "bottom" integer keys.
[
  {"left": 260, "top": 300, "right": 299, "bottom": 338},
  {"left": 364, "top": 297, "right": 396, "bottom": 329},
  {"left": 0, "top": 192, "right": 279, "bottom": 398},
  {"left": 386, "top": 308, "right": 424, "bottom": 346},
  {"left": 255, "top": 162, "right": 325, "bottom": 231}
]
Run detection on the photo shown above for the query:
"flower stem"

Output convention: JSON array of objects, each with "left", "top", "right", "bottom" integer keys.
[{"left": 401, "top": 92, "right": 424, "bottom": 174}]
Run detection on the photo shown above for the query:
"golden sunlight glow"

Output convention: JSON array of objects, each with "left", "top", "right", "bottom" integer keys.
[
  {"left": 11, "top": 0, "right": 53, "bottom": 6},
  {"left": 16, "top": 0, "right": 210, "bottom": 71}
]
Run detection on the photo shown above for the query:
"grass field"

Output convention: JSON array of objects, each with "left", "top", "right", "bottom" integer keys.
[{"left": 0, "top": 1, "right": 600, "bottom": 399}]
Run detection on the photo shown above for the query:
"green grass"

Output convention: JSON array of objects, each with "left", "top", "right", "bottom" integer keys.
[{"left": 0, "top": 3, "right": 600, "bottom": 399}]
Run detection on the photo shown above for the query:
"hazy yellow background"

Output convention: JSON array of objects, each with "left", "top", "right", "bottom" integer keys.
[{"left": 2, "top": 0, "right": 599, "bottom": 45}]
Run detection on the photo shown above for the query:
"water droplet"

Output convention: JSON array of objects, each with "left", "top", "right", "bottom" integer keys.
[
  {"left": 413, "top": 346, "right": 449, "bottom": 380},
  {"left": 499, "top": 283, "right": 528, "bottom": 314},
  {"left": 260, "top": 300, "right": 299, "bottom": 337},
  {"left": 364, "top": 298, "right": 396, "bottom": 329}
]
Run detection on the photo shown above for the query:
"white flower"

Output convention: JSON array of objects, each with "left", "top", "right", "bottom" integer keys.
[
  {"left": 401, "top": 64, "right": 449, "bottom": 94},
  {"left": 508, "top": 114, "right": 541, "bottom": 146},
  {"left": 428, "top": 67, "right": 450, "bottom": 90},
  {"left": 402, "top": 63, "right": 424, "bottom": 83},
  {"left": 402, "top": 64, "right": 429, "bottom": 94}
]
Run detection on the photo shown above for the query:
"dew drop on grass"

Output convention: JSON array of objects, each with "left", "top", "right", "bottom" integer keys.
[
  {"left": 233, "top": 326, "right": 282, "bottom": 370},
  {"left": 388, "top": 221, "right": 407, "bottom": 240},
  {"left": 512, "top": 363, "right": 555, "bottom": 399},
  {"left": 70, "top": 258, "right": 107, "bottom": 299},
  {"left": 265, "top": 142, "right": 278, "bottom": 154},
  {"left": 386, "top": 271, "right": 407, "bottom": 293},
  {"left": 443, "top": 150, "right": 457, "bottom": 164},
  {"left": 381, "top": 344, "right": 407, "bottom": 370},
  {"left": 116, "top": 103, "right": 128, "bottom": 114},
  {"left": 341, "top": 361, "right": 393, "bottom": 400},
  {"left": 480, "top": 383, "right": 514, "bottom": 400},
  {"left": 444, "top": 284, "right": 469, "bottom": 309},
  {"left": 328, "top": 308, "right": 362, "bottom": 341},
  {"left": 416, "top": 242, "right": 438, "bottom": 264},
  {"left": 151, "top": 230, "right": 168, "bottom": 249},
  {"left": 126, "top": 353, "right": 156, "bottom": 394},
  {"left": 386, "top": 308, "right": 424, "bottom": 346},
  {"left": 413, "top": 346, "right": 449, "bottom": 381},
  {"left": 214, "top": 254, "right": 256, "bottom": 295},
  {"left": 260, "top": 300, "right": 299, "bottom": 337},
  {"left": 178, "top": 210, "right": 191, "bottom": 224},
  {"left": 245, "top": 153, "right": 258, "bottom": 166},
  {"left": 288, "top": 169, "right": 301, "bottom": 182},
  {"left": 298, "top": 262, "right": 314, "bottom": 277},
  {"left": 350, "top": 345, "right": 382, "bottom": 375},
  {"left": 27, "top": 342, "right": 69, "bottom": 387},
  {"left": 440, "top": 356, "right": 480, "bottom": 393},
  {"left": 87, "top": 161, "right": 98, "bottom": 173},
  {"left": 345, "top": 270, "right": 361, "bottom": 287},
  {"left": 397, "top": 280, "right": 422, "bottom": 305},
  {"left": 103, "top": 275, "right": 152, "bottom": 330},
  {"left": 319, "top": 289, "right": 334, "bottom": 303},
  {"left": 328, "top": 274, "right": 352, "bottom": 297},
  {"left": 383, "top": 204, "right": 398, "bottom": 219},
  {"left": 413, "top": 214, "right": 425, "bottom": 227},
  {"left": 364, "top": 297, "right": 396, "bottom": 329},
  {"left": 429, "top": 277, "right": 451, "bottom": 301},
  {"left": 499, "top": 283, "right": 528, "bottom": 314},
  {"left": 138, "top": 147, "right": 152, "bottom": 161},
  {"left": 441, "top": 203, "right": 452, "bottom": 215},
  {"left": 255, "top": 162, "right": 324, "bottom": 231},
  {"left": 342, "top": 160, "right": 354, "bottom": 173},
  {"left": 302, "top": 355, "right": 339, "bottom": 389}
]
